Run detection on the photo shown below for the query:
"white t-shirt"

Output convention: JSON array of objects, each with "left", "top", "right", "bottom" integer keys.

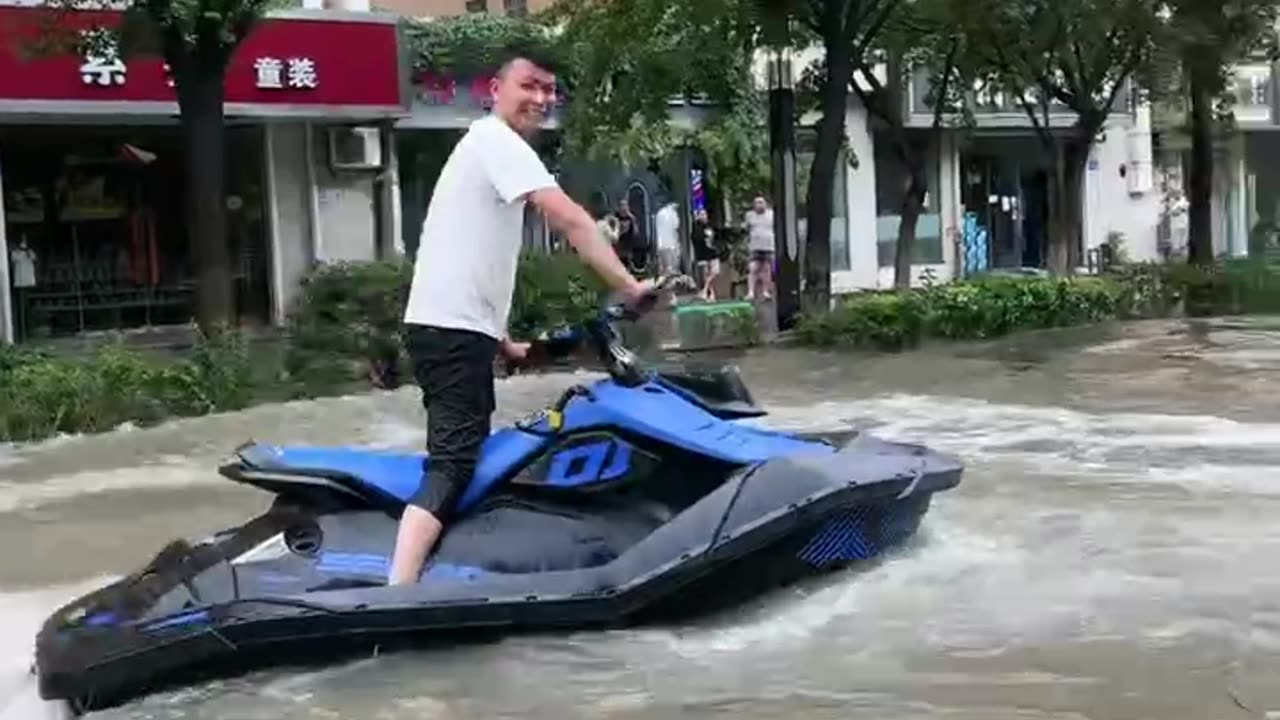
[
  {"left": 655, "top": 203, "right": 680, "bottom": 251},
  {"left": 9, "top": 247, "right": 36, "bottom": 288},
  {"left": 745, "top": 209, "right": 774, "bottom": 252},
  {"left": 403, "top": 115, "right": 558, "bottom": 339}
]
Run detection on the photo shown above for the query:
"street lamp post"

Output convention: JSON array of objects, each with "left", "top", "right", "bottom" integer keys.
[{"left": 764, "top": 7, "right": 801, "bottom": 330}]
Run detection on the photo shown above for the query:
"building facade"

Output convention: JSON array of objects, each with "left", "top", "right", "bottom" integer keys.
[
  {"left": 8, "top": 0, "right": 1249, "bottom": 344},
  {"left": 758, "top": 49, "right": 1159, "bottom": 294},
  {"left": 1155, "top": 57, "right": 1280, "bottom": 261},
  {"left": 0, "top": 2, "right": 408, "bottom": 344}
]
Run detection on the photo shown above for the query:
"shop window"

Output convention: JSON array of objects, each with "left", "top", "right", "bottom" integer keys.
[
  {"left": 875, "top": 131, "right": 944, "bottom": 267},
  {"left": 624, "top": 181, "right": 653, "bottom": 249},
  {"left": 3, "top": 127, "right": 270, "bottom": 341}
]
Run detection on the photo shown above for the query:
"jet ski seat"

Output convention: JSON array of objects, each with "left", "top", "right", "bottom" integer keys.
[{"left": 226, "top": 429, "right": 551, "bottom": 516}]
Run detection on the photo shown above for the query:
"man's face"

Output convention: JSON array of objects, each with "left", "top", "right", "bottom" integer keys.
[
  {"left": 752, "top": 197, "right": 767, "bottom": 213},
  {"left": 490, "top": 58, "right": 557, "bottom": 136}
]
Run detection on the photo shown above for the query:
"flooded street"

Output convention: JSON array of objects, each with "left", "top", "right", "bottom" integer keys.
[{"left": 3, "top": 317, "right": 1279, "bottom": 719}]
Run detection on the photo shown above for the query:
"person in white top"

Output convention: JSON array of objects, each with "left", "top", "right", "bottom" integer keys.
[
  {"left": 391, "top": 49, "right": 653, "bottom": 586},
  {"left": 743, "top": 196, "right": 775, "bottom": 300},
  {"left": 9, "top": 236, "right": 36, "bottom": 289},
  {"left": 654, "top": 200, "right": 681, "bottom": 276}
]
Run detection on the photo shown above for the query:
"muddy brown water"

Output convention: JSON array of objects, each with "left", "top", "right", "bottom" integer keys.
[{"left": 2, "top": 317, "right": 1279, "bottom": 719}]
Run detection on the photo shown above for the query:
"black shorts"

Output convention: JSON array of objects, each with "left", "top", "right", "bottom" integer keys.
[
  {"left": 751, "top": 249, "right": 774, "bottom": 263},
  {"left": 403, "top": 324, "right": 499, "bottom": 520}
]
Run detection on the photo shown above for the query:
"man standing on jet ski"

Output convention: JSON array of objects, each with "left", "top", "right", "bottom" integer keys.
[{"left": 389, "top": 48, "right": 654, "bottom": 586}]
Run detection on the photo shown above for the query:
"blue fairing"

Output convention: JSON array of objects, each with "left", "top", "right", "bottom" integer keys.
[
  {"left": 260, "top": 375, "right": 832, "bottom": 513},
  {"left": 266, "top": 428, "right": 548, "bottom": 514},
  {"left": 532, "top": 377, "right": 834, "bottom": 464}
]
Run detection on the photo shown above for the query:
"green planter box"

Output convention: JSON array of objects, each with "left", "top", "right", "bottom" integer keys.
[{"left": 673, "top": 300, "right": 762, "bottom": 350}]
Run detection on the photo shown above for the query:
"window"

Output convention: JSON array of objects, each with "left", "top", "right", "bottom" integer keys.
[
  {"left": 465, "top": 0, "right": 486, "bottom": 12},
  {"left": 795, "top": 136, "right": 852, "bottom": 271},
  {"left": 875, "top": 131, "right": 944, "bottom": 267},
  {"left": 626, "top": 181, "right": 652, "bottom": 241},
  {"left": 504, "top": 0, "right": 527, "bottom": 16}
]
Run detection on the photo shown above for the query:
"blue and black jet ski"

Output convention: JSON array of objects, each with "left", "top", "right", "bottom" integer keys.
[{"left": 34, "top": 275, "right": 964, "bottom": 714}]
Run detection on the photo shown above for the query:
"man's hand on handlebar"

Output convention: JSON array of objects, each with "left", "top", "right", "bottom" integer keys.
[
  {"left": 620, "top": 278, "right": 658, "bottom": 310},
  {"left": 618, "top": 274, "right": 696, "bottom": 313}
]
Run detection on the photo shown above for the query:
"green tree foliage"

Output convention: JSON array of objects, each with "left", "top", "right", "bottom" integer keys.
[
  {"left": 544, "top": 0, "right": 912, "bottom": 310},
  {"left": 543, "top": 0, "right": 769, "bottom": 205},
  {"left": 406, "top": 10, "right": 557, "bottom": 79},
  {"left": 947, "top": 0, "right": 1161, "bottom": 274},
  {"left": 32, "top": 0, "right": 282, "bottom": 335}
]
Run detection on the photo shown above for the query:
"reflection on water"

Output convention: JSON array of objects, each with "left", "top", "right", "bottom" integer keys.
[{"left": 2, "top": 318, "right": 1279, "bottom": 719}]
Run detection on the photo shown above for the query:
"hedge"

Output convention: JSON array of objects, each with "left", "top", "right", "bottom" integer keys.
[
  {"left": 0, "top": 252, "right": 606, "bottom": 442},
  {"left": 4, "top": 257, "right": 1278, "bottom": 443},
  {"left": 792, "top": 260, "right": 1280, "bottom": 351},
  {"left": 281, "top": 252, "right": 605, "bottom": 391}
]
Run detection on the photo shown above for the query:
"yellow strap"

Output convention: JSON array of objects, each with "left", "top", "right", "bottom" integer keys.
[{"left": 547, "top": 409, "right": 563, "bottom": 431}]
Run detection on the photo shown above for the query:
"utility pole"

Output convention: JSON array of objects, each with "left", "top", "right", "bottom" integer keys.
[{"left": 763, "top": 0, "right": 800, "bottom": 330}]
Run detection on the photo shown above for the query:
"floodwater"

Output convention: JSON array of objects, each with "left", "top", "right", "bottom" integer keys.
[{"left": 2, "top": 317, "right": 1279, "bottom": 719}]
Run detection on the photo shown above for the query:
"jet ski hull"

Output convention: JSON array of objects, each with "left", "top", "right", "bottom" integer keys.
[{"left": 35, "top": 433, "right": 960, "bottom": 713}]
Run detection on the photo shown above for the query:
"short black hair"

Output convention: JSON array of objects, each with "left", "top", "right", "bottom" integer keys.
[{"left": 494, "top": 39, "right": 563, "bottom": 78}]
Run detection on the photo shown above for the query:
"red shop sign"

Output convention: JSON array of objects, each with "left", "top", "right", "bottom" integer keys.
[{"left": 0, "top": 5, "right": 405, "bottom": 115}]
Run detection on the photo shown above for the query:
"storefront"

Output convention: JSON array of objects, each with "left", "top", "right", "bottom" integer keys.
[{"left": 0, "top": 4, "right": 408, "bottom": 343}]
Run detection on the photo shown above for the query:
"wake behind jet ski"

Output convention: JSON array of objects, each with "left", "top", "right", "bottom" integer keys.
[{"left": 33, "top": 275, "right": 964, "bottom": 714}]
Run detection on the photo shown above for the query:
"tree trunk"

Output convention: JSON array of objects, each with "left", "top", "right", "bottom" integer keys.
[
  {"left": 175, "top": 63, "right": 234, "bottom": 335},
  {"left": 802, "top": 47, "right": 853, "bottom": 313},
  {"left": 894, "top": 167, "right": 926, "bottom": 289},
  {"left": 1045, "top": 139, "right": 1086, "bottom": 275},
  {"left": 1187, "top": 65, "right": 1215, "bottom": 266}
]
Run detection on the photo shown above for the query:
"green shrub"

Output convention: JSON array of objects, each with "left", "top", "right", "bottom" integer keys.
[
  {"left": 282, "top": 259, "right": 413, "bottom": 392},
  {"left": 283, "top": 252, "right": 606, "bottom": 390},
  {"left": 797, "top": 261, "right": 1280, "bottom": 351},
  {"left": 156, "top": 329, "right": 257, "bottom": 415},
  {"left": 796, "top": 275, "right": 1128, "bottom": 350},
  {"left": 0, "top": 329, "right": 256, "bottom": 442},
  {"left": 509, "top": 251, "right": 608, "bottom": 338},
  {"left": 1102, "top": 259, "right": 1280, "bottom": 317},
  {"left": 795, "top": 291, "right": 928, "bottom": 350},
  {"left": 1193, "top": 259, "right": 1280, "bottom": 315}
]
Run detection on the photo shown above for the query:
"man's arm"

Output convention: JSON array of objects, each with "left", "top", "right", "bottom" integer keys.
[{"left": 528, "top": 187, "right": 646, "bottom": 299}]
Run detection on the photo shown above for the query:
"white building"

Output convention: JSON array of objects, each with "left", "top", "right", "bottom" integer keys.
[{"left": 751, "top": 48, "right": 1162, "bottom": 295}]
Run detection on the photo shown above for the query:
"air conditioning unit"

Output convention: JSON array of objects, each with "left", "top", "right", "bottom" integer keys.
[{"left": 327, "top": 126, "right": 383, "bottom": 171}]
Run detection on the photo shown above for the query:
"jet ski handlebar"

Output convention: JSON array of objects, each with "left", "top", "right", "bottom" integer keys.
[
  {"left": 599, "top": 273, "right": 696, "bottom": 324},
  {"left": 507, "top": 274, "right": 694, "bottom": 384},
  {"left": 588, "top": 273, "right": 696, "bottom": 385}
]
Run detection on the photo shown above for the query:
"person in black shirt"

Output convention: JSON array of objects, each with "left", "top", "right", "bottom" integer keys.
[{"left": 690, "top": 209, "right": 721, "bottom": 301}]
